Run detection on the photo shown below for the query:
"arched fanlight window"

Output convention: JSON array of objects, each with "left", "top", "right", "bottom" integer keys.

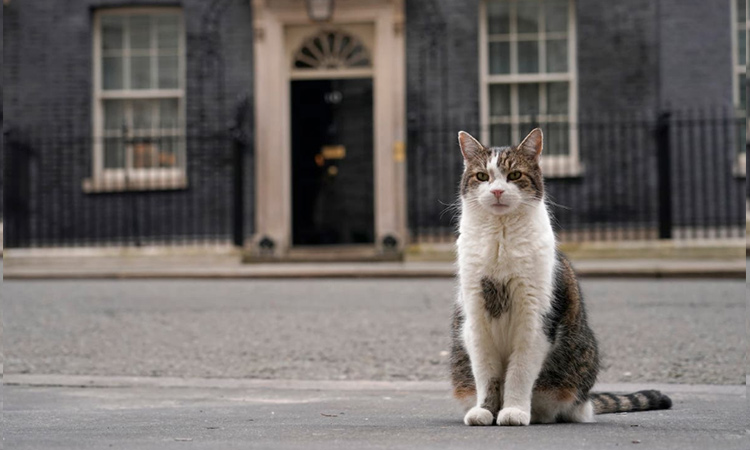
[{"left": 293, "top": 30, "right": 371, "bottom": 70}]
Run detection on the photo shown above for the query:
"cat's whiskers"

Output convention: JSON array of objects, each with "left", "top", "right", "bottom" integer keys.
[
  {"left": 439, "top": 198, "right": 463, "bottom": 220},
  {"left": 544, "top": 195, "right": 572, "bottom": 211}
]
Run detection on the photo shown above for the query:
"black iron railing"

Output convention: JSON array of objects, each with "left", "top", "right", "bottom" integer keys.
[
  {"left": 3, "top": 109, "right": 746, "bottom": 248},
  {"left": 4, "top": 125, "right": 249, "bottom": 248},
  {"left": 407, "top": 110, "right": 747, "bottom": 243}
]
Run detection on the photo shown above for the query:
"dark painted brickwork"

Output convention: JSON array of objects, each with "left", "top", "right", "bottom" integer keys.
[
  {"left": 407, "top": 0, "right": 481, "bottom": 132},
  {"left": 3, "top": 0, "right": 254, "bottom": 245},
  {"left": 659, "top": 0, "right": 733, "bottom": 109},
  {"left": 405, "top": 0, "right": 481, "bottom": 234},
  {"left": 576, "top": 0, "right": 660, "bottom": 113}
]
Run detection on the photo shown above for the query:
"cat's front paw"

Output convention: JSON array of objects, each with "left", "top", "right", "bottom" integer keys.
[
  {"left": 497, "top": 407, "right": 530, "bottom": 426},
  {"left": 463, "top": 406, "right": 494, "bottom": 426}
]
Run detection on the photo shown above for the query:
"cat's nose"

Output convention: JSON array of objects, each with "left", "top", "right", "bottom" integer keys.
[{"left": 490, "top": 189, "right": 505, "bottom": 199}]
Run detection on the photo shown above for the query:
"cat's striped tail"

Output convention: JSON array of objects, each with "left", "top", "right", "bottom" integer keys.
[{"left": 590, "top": 390, "right": 672, "bottom": 414}]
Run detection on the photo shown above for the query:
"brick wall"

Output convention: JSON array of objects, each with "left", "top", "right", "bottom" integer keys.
[
  {"left": 577, "top": 0, "right": 660, "bottom": 113},
  {"left": 659, "top": 0, "right": 734, "bottom": 109}
]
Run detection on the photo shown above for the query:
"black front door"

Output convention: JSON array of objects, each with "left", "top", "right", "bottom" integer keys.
[{"left": 291, "top": 78, "right": 374, "bottom": 246}]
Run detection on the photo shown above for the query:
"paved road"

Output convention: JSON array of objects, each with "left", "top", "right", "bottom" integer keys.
[
  {"left": 4, "top": 380, "right": 747, "bottom": 450},
  {"left": 4, "top": 278, "right": 746, "bottom": 385}
]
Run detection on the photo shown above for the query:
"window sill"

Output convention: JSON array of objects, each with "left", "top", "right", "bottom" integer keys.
[
  {"left": 83, "top": 174, "right": 188, "bottom": 193},
  {"left": 541, "top": 160, "right": 584, "bottom": 178}
]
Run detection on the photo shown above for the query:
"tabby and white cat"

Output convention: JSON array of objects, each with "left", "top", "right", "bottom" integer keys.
[{"left": 450, "top": 129, "right": 671, "bottom": 426}]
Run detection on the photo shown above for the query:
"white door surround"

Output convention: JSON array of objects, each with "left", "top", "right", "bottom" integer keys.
[{"left": 250, "top": 0, "right": 406, "bottom": 257}]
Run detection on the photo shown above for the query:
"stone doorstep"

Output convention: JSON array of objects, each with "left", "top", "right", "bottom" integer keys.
[{"left": 243, "top": 244, "right": 402, "bottom": 263}]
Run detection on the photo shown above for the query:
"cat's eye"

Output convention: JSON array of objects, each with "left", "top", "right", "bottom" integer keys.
[
  {"left": 507, "top": 171, "right": 522, "bottom": 181},
  {"left": 476, "top": 172, "right": 489, "bottom": 182}
]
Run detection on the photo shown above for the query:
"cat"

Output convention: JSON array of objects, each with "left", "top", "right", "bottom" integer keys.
[{"left": 450, "top": 128, "right": 672, "bottom": 426}]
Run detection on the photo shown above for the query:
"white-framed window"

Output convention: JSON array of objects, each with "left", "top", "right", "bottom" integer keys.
[
  {"left": 86, "top": 8, "right": 186, "bottom": 192},
  {"left": 479, "top": 0, "right": 580, "bottom": 177},
  {"left": 732, "top": 0, "right": 747, "bottom": 176}
]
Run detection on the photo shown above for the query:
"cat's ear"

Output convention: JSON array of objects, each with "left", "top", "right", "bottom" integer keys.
[
  {"left": 518, "top": 128, "right": 543, "bottom": 161},
  {"left": 458, "top": 131, "right": 484, "bottom": 162}
]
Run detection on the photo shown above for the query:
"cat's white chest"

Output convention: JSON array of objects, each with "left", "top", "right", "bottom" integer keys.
[
  {"left": 483, "top": 230, "right": 535, "bottom": 275},
  {"left": 459, "top": 221, "right": 553, "bottom": 281},
  {"left": 457, "top": 204, "right": 557, "bottom": 315}
]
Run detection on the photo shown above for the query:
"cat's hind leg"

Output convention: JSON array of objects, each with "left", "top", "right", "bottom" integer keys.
[
  {"left": 450, "top": 305, "right": 478, "bottom": 413},
  {"left": 558, "top": 400, "right": 595, "bottom": 423},
  {"left": 530, "top": 388, "right": 575, "bottom": 424},
  {"left": 452, "top": 385, "right": 477, "bottom": 412}
]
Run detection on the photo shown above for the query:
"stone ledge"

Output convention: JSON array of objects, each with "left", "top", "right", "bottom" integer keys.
[{"left": 406, "top": 239, "right": 746, "bottom": 262}]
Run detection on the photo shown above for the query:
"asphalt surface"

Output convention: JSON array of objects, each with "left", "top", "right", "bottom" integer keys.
[
  {"left": 4, "top": 380, "right": 747, "bottom": 450},
  {"left": 4, "top": 278, "right": 746, "bottom": 385}
]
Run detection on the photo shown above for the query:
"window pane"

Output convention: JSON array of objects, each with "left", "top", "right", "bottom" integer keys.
[
  {"left": 159, "top": 99, "right": 179, "bottom": 129},
  {"left": 739, "top": 30, "right": 746, "bottom": 65},
  {"left": 544, "top": 0, "right": 568, "bottom": 33},
  {"left": 103, "top": 100, "right": 126, "bottom": 131},
  {"left": 739, "top": 73, "right": 746, "bottom": 111},
  {"left": 156, "top": 137, "right": 178, "bottom": 168},
  {"left": 101, "top": 16, "right": 124, "bottom": 51},
  {"left": 130, "top": 56, "right": 152, "bottom": 89},
  {"left": 517, "top": 41, "right": 539, "bottom": 73},
  {"left": 543, "top": 122, "right": 569, "bottom": 156},
  {"left": 104, "top": 138, "right": 125, "bottom": 169},
  {"left": 491, "top": 124, "right": 511, "bottom": 146},
  {"left": 129, "top": 15, "right": 152, "bottom": 50},
  {"left": 102, "top": 57, "right": 124, "bottom": 90},
  {"left": 519, "top": 83, "right": 540, "bottom": 115},
  {"left": 157, "top": 15, "right": 179, "bottom": 50},
  {"left": 547, "top": 82, "right": 569, "bottom": 114},
  {"left": 738, "top": 0, "right": 746, "bottom": 23},
  {"left": 133, "top": 142, "right": 159, "bottom": 168},
  {"left": 489, "top": 42, "right": 511, "bottom": 74},
  {"left": 158, "top": 54, "right": 179, "bottom": 88},
  {"left": 517, "top": 0, "right": 540, "bottom": 34},
  {"left": 133, "top": 100, "right": 154, "bottom": 130},
  {"left": 487, "top": 0, "right": 510, "bottom": 35},
  {"left": 546, "top": 39, "right": 568, "bottom": 72},
  {"left": 490, "top": 84, "right": 511, "bottom": 116}
]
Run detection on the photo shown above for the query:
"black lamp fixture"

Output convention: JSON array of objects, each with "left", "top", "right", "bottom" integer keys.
[{"left": 306, "top": 0, "right": 335, "bottom": 22}]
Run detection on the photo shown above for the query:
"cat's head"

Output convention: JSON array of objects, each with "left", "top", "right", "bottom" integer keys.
[{"left": 457, "top": 128, "right": 544, "bottom": 216}]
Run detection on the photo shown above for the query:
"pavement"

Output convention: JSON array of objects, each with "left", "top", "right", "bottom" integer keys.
[
  {"left": 4, "top": 275, "right": 748, "bottom": 449},
  {"left": 4, "top": 376, "right": 748, "bottom": 450},
  {"left": 2, "top": 253, "right": 746, "bottom": 278},
  {"left": 4, "top": 278, "right": 746, "bottom": 384}
]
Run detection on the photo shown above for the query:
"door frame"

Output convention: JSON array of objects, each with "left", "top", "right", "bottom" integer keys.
[{"left": 250, "top": 0, "right": 406, "bottom": 257}]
